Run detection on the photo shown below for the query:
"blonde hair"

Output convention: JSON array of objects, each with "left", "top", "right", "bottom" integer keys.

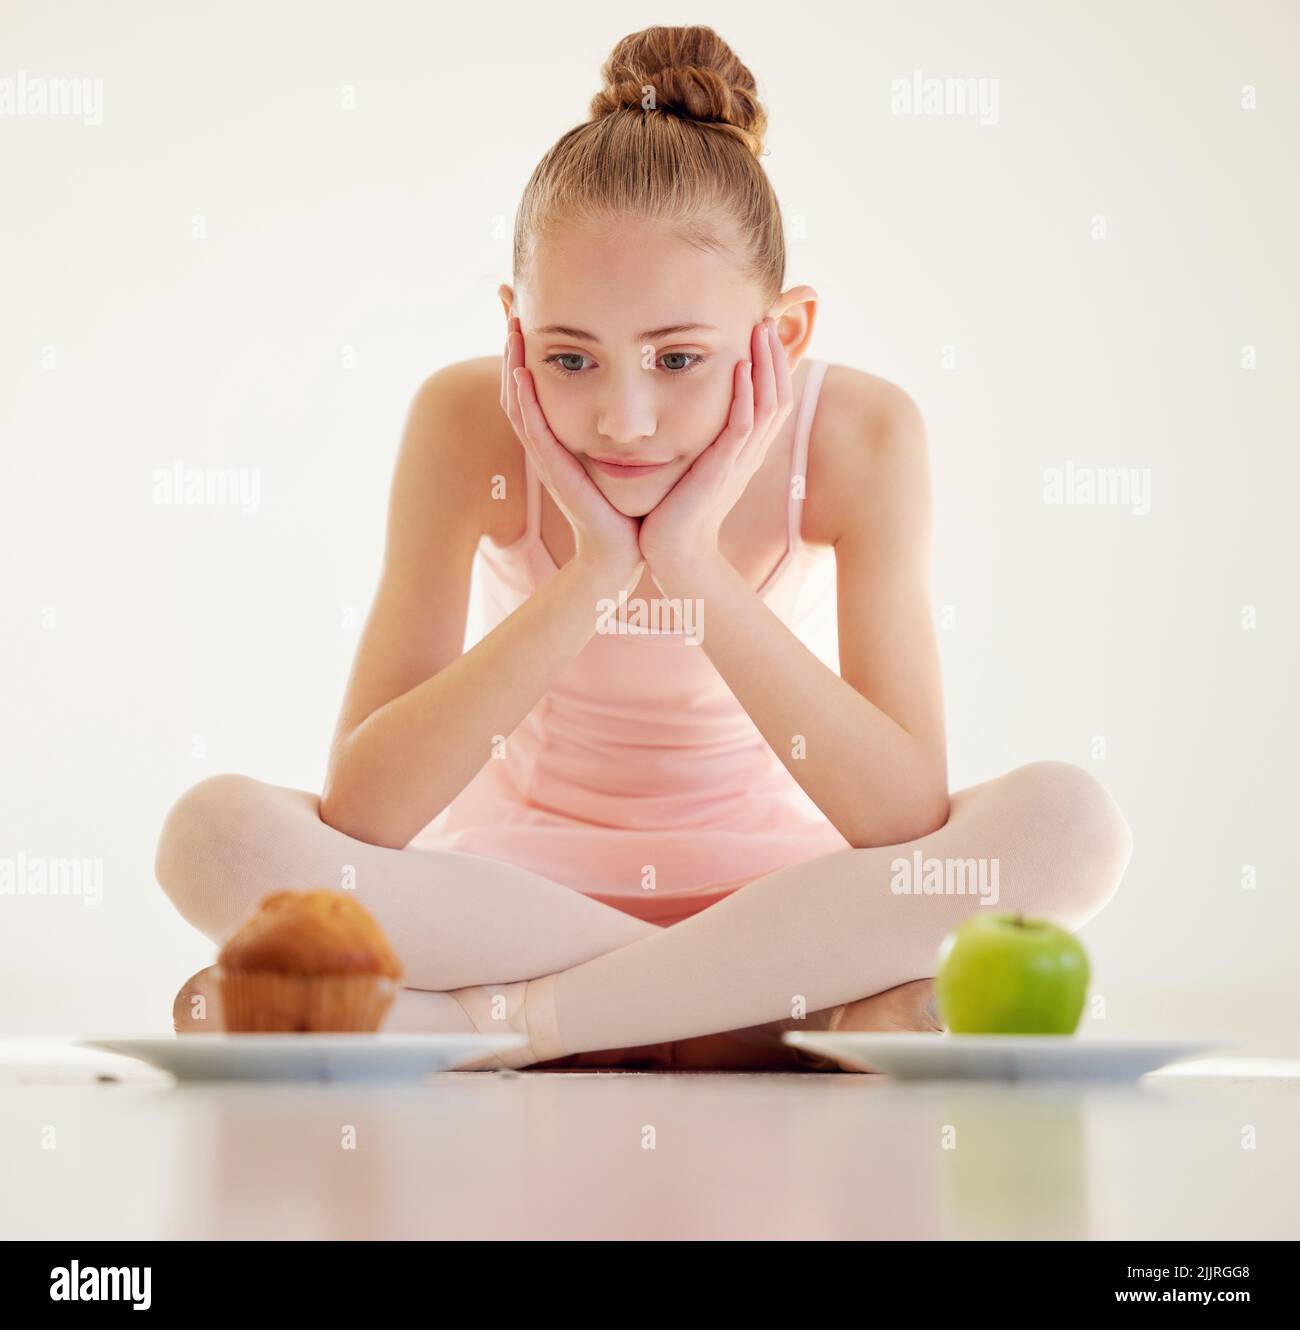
[{"left": 513, "top": 25, "right": 784, "bottom": 306}]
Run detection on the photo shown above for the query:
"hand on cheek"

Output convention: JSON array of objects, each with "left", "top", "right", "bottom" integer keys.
[
  {"left": 501, "top": 316, "right": 643, "bottom": 581},
  {"left": 638, "top": 318, "right": 794, "bottom": 580}
]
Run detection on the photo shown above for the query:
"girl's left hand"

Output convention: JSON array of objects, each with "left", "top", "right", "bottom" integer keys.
[{"left": 638, "top": 317, "right": 794, "bottom": 582}]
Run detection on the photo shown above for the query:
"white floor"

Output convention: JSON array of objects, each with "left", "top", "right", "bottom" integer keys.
[{"left": 2, "top": 1044, "right": 1297, "bottom": 1240}]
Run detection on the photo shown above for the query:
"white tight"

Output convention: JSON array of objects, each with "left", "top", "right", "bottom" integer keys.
[{"left": 155, "top": 761, "right": 1133, "bottom": 1063}]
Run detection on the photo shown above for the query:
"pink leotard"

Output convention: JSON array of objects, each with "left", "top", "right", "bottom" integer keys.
[{"left": 410, "top": 359, "right": 850, "bottom": 924}]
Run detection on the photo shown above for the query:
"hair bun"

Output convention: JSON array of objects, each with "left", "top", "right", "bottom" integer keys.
[{"left": 589, "top": 26, "right": 767, "bottom": 158}]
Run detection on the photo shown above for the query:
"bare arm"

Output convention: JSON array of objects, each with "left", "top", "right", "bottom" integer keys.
[
  {"left": 651, "top": 383, "right": 950, "bottom": 848},
  {"left": 319, "top": 365, "right": 634, "bottom": 849}
]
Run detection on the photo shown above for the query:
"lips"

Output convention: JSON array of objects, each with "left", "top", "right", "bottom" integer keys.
[{"left": 588, "top": 456, "right": 673, "bottom": 478}]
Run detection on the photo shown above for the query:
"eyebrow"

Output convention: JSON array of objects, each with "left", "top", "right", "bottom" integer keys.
[{"left": 534, "top": 322, "right": 720, "bottom": 343}]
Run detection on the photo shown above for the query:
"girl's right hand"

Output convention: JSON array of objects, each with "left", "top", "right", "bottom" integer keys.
[{"left": 500, "top": 316, "right": 644, "bottom": 586}]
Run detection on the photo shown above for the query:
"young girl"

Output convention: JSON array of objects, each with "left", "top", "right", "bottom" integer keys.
[{"left": 156, "top": 26, "right": 1133, "bottom": 1070}]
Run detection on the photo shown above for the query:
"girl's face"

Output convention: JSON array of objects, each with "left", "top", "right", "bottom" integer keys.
[{"left": 504, "top": 219, "right": 793, "bottom": 517}]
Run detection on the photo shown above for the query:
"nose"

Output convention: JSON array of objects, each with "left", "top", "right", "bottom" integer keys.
[{"left": 596, "top": 368, "right": 657, "bottom": 446}]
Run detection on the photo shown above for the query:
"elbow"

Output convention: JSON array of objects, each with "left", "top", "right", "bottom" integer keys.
[
  {"left": 903, "top": 787, "right": 952, "bottom": 844},
  {"left": 319, "top": 756, "right": 412, "bottom": 851},
  {"left": 318, "top": 789, "right": 411, "bottom": 850},
  {"left": 318, "top": 754, "right": 360, "bottom": 839},
  {"left": 317, "top": 786, "right": 358, "bottom": 840},
  {"left": 317, "top": 781, "right": 363, "bottom": 842},
  {"left": 842, "top": 782, "right": 951, "bottom": 850}
]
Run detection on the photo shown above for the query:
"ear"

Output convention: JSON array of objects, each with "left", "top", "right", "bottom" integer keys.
[
  {"left": 498, "top": 284, "right": 516, "bottom": 324},
  {"left": 769, "top": 286, "right": 818, "bottom": 370}
]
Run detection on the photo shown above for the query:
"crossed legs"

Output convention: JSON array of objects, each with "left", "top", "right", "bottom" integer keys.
[
  {"left": 526, "top": 761, "right": 1131, "bottom": 1064},
  {"left": 155, "top": 761, "right": 1133, "bottom": 1067}
]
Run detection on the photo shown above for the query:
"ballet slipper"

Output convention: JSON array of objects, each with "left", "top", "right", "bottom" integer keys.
[
  {"left": 444, "top": 975, "right": 563, "bottom": 1070},
  {"left": 831, "top": 978, "right": 945, "bottom": 1034}
]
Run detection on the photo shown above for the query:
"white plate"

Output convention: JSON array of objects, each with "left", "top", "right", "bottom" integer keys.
[
  {"left": 78, "top": 1033, "right": 527, "bottom": 1082},
  {"left": 781, "top": 1032, "right": 1229, "bottom": 1081}
]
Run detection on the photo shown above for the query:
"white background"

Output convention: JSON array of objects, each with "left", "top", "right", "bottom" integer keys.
[{"left": 3, "top": 0, "right": 1297, "bottom": 1051}]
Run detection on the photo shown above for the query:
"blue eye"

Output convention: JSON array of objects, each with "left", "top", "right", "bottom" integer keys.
[
  {"left": 542, "top": 352, "right": 708, "bottom": 378},
  {"left": 543, "top": 353, "right": 590, "bottom": 377}
]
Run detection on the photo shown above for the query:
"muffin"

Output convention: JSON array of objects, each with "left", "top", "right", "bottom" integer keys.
[{"left": 216, "top": 889, "right": 403, "bottom": 1032}]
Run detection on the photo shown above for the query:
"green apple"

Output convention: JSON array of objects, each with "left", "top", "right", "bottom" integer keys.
[{"left": 934, "top": 912, "right": 1090, "bottom": 1034}]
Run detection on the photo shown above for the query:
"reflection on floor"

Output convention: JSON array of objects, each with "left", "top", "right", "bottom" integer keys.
[{"left": 1, "top": 1042, "right": 1297, "bottom": 1240}]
